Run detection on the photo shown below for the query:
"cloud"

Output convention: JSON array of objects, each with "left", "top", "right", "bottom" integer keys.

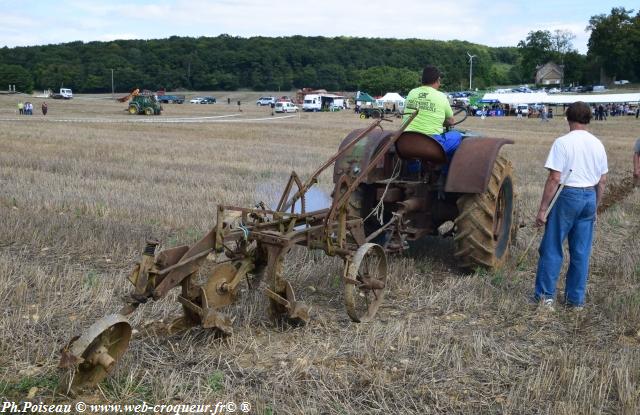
[{"left": 0, "top": 0, "right": 620, "bottom": 51}]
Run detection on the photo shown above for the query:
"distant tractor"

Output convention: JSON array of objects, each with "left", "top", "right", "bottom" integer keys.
[{"left": 128, "top": 95, "right": 162, "bottom": 115}]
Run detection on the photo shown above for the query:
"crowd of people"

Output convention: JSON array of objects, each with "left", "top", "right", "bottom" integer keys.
[
  {"left": 17, "top": 101, "right": 47, "bottom": 115},
  {"left": 593, "top": 103, "right": 638, "bottom": 120},
  {"left": 469, "top": 102, "right": 640, "bottom": 120}
]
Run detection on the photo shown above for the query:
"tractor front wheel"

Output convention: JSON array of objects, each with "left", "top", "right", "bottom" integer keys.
[
  {"left": 144, "top": 107, "right": 154, "bottom": 116},
  {"left": 454, "top": 156, "right": 514, "bottom": 270},
  {"left": 128, "top": 105, "right": 138, "bottom": 115}
]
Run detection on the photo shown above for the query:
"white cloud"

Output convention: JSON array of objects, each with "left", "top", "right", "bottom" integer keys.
[{"left": 0, "top": 0, "right": 625, "bottom": 51}]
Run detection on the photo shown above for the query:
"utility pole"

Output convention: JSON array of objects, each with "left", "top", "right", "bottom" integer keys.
[
  {"left": 467, "top": 52, "right": 476, "bottom": 90},
  {"left": 110, "top": 69, "right": 114, "bottom": 98}
]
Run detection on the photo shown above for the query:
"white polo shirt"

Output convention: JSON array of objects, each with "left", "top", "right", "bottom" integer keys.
[{"left": 544, "top": 130, "right": 608, "bottom": 187}]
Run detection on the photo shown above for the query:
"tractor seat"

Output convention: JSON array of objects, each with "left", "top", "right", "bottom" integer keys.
[{"left": 395, "top": 132, "right": 447, "bottom": 165}]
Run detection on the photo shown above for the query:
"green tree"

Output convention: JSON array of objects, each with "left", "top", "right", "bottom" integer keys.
[
  {"left": 517, "top": 30, "right": 554, "bottom": 82},
  {"left": 587, "top": 7, "right": 639, "bottom": 81},
  {"left": 358, "top": 66, "right": 419, "bottom": 96},
  {"left": 0, "top": 64, "right": 33, "bottom": 92}
]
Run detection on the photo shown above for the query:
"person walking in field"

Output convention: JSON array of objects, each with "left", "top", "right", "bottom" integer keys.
[
  {"left": 533, "top": 101, "right": 608, "bottom": 311},
  {"left": 41, "top": 102, "right": 48, "bottom": 116},
  {"left": 540, "top": 105, "right": 548, "bottom": 122},
  {"left": 634, "top": 138, "right": 640, "bottom": 187}
]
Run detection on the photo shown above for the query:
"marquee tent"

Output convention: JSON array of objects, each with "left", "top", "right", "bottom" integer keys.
[
  {"left": 376, "top": 92, "right": 405, "bottom": 109},
  {"left": 355, "top": 91, "right": 375, "bottom": 103},
  {"left": 482, "top": 92, "right": 640, "bottom": 105}
]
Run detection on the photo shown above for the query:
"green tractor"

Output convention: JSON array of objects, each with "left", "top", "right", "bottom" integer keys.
[{"left": 128, "top": 95, "right": 162, "bottom": 115}]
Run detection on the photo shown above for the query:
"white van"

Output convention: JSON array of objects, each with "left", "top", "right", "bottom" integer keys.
[
  {"left": 303, "top": 94, "right": 322, "bottom": 112},
  {"left": 516, "top": 104, "right": 529, "bottom": 115},
  {"left": 275, "top": 102, "right": 299, "bottom": 113},
  {"left": 60, "top": 88, "right": 73, "bottom": 99}
]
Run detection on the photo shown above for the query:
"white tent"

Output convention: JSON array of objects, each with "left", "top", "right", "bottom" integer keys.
[
  {"left": 376, "top": 92, "right": 405, "bottom": 109},
  {"left": 482, "top": 92, "right": 640, "bottom": 105}
]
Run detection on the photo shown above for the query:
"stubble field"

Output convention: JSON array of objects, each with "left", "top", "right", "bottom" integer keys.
[{"left": 0, "top": 93, "right": 639, "bottom": 414}]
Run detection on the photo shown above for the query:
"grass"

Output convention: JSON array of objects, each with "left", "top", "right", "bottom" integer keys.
[{"left": 1, "top": 92, "right": 639, "bottom": 413}]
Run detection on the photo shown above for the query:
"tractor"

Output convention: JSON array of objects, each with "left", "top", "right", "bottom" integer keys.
[
  {"left": 58, "top": 108, "right": 516, "bottom": 392},
  {"left": 127, "top": 94, "right": 162, "bottom": 115},
  {"left": 335, "top": 109, "right": 515, "bottom": 269}
]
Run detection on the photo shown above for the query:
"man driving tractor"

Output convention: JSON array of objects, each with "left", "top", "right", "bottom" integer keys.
[{"left": 398, "top": 65, "right": 463, "bottom": 169}]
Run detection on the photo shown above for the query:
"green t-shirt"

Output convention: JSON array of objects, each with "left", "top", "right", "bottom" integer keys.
[{"left": 403, "top": 86, "right": 453, "bottom": 135}]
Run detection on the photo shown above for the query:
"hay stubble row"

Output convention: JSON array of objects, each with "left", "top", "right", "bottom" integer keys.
[{"left": 1, "top": 94, "right": 639, "bottom": 413}]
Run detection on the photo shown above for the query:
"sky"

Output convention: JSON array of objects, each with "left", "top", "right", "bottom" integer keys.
[{"left": 1, "top": 1, "right": 636, "bottom": 53}]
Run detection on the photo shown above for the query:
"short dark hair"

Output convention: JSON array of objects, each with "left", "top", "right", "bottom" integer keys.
[
  {"left": 566, "top": 101, "right": 592, "bottom": 124},
  {"left": 422, "top": 65, "right": 441, "bottom": 84}
]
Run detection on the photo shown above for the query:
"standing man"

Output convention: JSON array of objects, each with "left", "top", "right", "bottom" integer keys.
[
  {"left": 533, "top": 101, "right": 608, "bottom": 310},
  {"left": 633, "top": 138, "right": 640, "bottom": 187}
]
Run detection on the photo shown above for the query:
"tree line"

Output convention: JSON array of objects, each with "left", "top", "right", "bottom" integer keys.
[{"left": 0, "top": 7, "right": 636, "bottom": 95}]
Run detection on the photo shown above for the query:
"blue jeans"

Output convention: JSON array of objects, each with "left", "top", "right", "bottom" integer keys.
[{"left": 534, "top": 187, "right": 597, "bottom": 305}]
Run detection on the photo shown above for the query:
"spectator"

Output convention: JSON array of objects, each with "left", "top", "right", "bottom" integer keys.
[
  {"left": 634, "top": 138, "right": 640, "bottom": 187},
  {"left": 533, "top": 101, "right": 607, "bottom": 311},
  {"left": 41, "top": 102, "right": 48, "bottom": 116},
  {"left": 18, "top": 101, "right": 24, "bottom": 115}
]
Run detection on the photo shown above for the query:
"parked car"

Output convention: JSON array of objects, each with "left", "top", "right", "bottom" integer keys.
[
  {"left": 256, "top": 96, "right": 276, "bottom": 106},
  {"left": 275, "top": 102, "right": 299, "bottom": 113},
  {"left": 614, "top": 80, "right": 630, "bottom": 85},
  {"left": 157, "top": 94, "right": 185, "bottom": 104},
  {"left": 190, "top": 97, "right": 205, "bottom": 104},
  {"left": 200, "top": 96, "right": 217, "bottom": 104}
]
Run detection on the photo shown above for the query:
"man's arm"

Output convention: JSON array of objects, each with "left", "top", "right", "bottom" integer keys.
[
  {"left": 595, "top": 174, "right": 607, "bottom": 207},
  {"left": 535, "top": 170, "right": 562, "bottom": 226},
  {"left": 444, "top": 115, "right": 456, "bottom": 126}
]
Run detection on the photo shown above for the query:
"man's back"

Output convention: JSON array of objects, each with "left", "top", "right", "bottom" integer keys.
[
  {"left": 403, "top": 86, "right": 452, "bottom": 135},
  {"left": 546, "top": 130, "right": 607, "bottom": 186}
]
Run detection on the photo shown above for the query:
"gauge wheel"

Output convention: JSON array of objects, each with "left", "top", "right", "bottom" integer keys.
[{"left": 344, "top": 243, "right": 388, "bottom": 322}]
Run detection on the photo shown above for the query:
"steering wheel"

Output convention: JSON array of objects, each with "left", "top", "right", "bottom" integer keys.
[{"left": 450, "top": 105, "right": 468, "bottom": 126}]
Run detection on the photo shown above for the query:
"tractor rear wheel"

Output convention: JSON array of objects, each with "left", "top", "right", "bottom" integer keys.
[
  {"left": 128, "top": 105, "right": 138, "bottom": 115},
  {"left": 144, "top": 107, "right": 154, "bottom": 116},
  {"left": 454, "top": 156, "right": 514, "bottom": 270}
]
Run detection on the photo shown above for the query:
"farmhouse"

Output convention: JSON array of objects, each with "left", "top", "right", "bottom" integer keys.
[{"left": 535, "top": 62, "right": 563, "bottom": 85}]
